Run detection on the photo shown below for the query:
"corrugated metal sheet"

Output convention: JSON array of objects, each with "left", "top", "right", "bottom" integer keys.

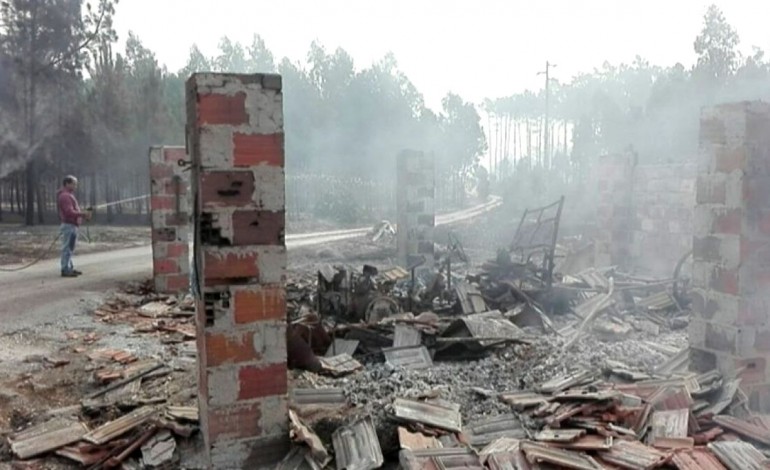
[
  {"left": 325, "top": 339, "right": 360, "bottom": 358},
  {"left": 650, "top": 409, "right": 689, "bottom": 443},
  {"left": 671, "top": 448, "right": 727, "bottom": 470},
  {"left": 455, "top": 283, "right": 487, "bottom": 314},
  {"left": 393, "top": 324, "right": 422, "bottom": 348},
  {"left": 379, "top": 266, "right": 409, "bottom": 282},
  {"left": 579, "top": 270, "right": 610, "bottom": 290},
  {"left": 573, "top": 293, "right": 614, "bottom": 319},
  {"left": 383, "top": 346, "right": 433, "bottom": 370},
  {"left": 653, "top": 348, "right": 690, "bottom": 376},
  {"left": 464, "top": 414, "right": 526, "bottom": 448},
  {"left": 520, "top": 442, "right": 604, "bottom": 470},
  {"left": 708, "top": 441, "right": 769, "bottom": 470},
  {"left": 636, "top": 291, "right": 676, "bottom": 311},
  {"left": 291, "top": 388, "right": 347, "bottom": 406},
  {"left": 394, "top": 398, "right": 462, "bottom": 433},
  {"left": 332, "top": 416, "right": 383, "bottom": 470},
  {"left": 538, "top": 369, "right": 594, "bottom": 394},
  {"left": 698, "top": 379, "right": 741, "bottom": 418},
  {"left": 712, "top": 415, "right": 770, "bottom": 446},
  {"left": 499, "top": 391, "right": 550, "bottom": 409},
  {"left": 445, "top": 311, "right": 525, "bottom": 347},
  {"left": 598, "top": 440, "right": 670, "bottom": 470}
]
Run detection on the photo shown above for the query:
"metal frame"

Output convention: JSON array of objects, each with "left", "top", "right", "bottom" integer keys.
[{"left": 510, "top": 196, "right": 565, "bottom": 289}]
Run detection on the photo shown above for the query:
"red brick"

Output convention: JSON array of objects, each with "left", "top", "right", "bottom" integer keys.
[
  {"left": 154, "top": 258, "right": 180, "bottom": 275},
  {"left": 231, "top": 210, "right": 285, "bottom": 246},
  {"left": 150, "top": 163, "right": 173, "bottom": 179},
  {"left": 203, "top": 250, "right": 259, "bottom": 281},
  {"left": 163, "top": 179, "right": 187, "bottom": 196},
  {"left": 163, "top": 147, "right": 186, "bottom": 164},
  {"left": 712, "top": 209, "right": 742, "bottom": 235},
  {"left": 197, "top": 92, "right": 248, "bottom": 126},
  {"left": 205, "top": 331, "right": 258, "bottom": 367},
  {"left": 200, "top": 171, "right": 256, "bottom": 208},
  {"left": 238, "top": 363, "right": 288, "bottom": 400},
  {"left": 150, "top": 195, "right": 175, "bottom": 211},
  {"left": 207, "top": 402, "right": 262, "bottom": 443},
  {"left": 738, "top": 298, "right": 770, "bottom": 327},
  {"left": 164, "top": 274, "right": 189, "bottom": 292},
  {"left": 233, "top": 133, "right": 284, "bottom": 168},
  {"left": 756, "top": 330, "right": 770, "bottom": 352},
  {"left": 153, "top": 228, "right": 177, "bottom": 242},
  {"left": 166, "top": 213, "right": 189, "bottom": 226},
  {"left": 234, "top": 288, "right": 285, "bottom": 324},
  {"left": 710, "top": 267, "right": 739, "bottom": 295},
  {"left": 166, "top": 242, "right": 188, "bottom": 258}
]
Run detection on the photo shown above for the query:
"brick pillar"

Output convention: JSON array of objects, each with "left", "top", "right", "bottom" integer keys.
[
  {"left": 397, "top": 150, "right": 435, "bottom": 268},
  {"left": 187, "top": 73, "right": 288, "bottom": 467},
  {"left": 149, "top": 146, "right": 190, "bottom": 294},
  {"left": 691, "top": 101, "right": 770, "bottom": 412},
  {"left": 594, "top": 153, "right": 635, "bottom": 269}
]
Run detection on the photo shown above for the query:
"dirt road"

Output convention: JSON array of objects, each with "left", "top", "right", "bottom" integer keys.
[{"left": 0, "top": 197, "right": 502, "bottom": 330}]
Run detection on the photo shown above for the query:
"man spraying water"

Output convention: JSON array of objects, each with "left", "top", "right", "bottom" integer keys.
[{"left": 57, "top": 175, "right": 91, "bottom": 277}]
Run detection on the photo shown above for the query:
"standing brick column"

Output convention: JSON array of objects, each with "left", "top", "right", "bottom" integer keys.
[
  {"left": 594, "top": 153, "right": 635, "bottom": 269},
  {"left": 149, "top": 146, "right": 190, "bottom": 294},
  {"left": 397, "top": 150, "right": 435, "bottom": 268},
  {"left": 691, "top": 101, "right": 770, "bottom": 412},
  {"left": 187, "top": 73, "right": 288, "bottom": 467}
]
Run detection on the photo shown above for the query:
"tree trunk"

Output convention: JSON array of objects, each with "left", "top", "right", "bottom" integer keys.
[{"left": 25, "top": 160, "right": 36, "bottom": 225}]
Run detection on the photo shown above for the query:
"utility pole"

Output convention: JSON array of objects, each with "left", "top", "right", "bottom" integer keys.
[{"left": 538, "top": 61, "right": 556, "bottom": 169}]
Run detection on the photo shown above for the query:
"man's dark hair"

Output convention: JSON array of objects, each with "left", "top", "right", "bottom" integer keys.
[{"left": 63, "top": 175, "right": 77, "bottom": 186}]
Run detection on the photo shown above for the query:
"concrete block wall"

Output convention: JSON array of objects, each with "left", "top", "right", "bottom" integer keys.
[
  {"left": 149, "top": 146, "right": 190, "bottom": 293},
  {"left": 186, "top": 73, "right": 288, "bottom": 467},
  {"left": 397, "top": 150, "right": 435, "bottom": 268},
  {"left": 594, "top": 153, "right": 635, "bottom": 270},
  {"left": 594, "top": 154, "right": 696, "bottom": 276},
  {"left": 630, "top": 163, "right": 696, "bottom": 276},
  {"left": 690, "top": 101, "right": 770, "bottom": 412}
]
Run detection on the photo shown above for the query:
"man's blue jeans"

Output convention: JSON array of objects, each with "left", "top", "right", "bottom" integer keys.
[{"left": 60, "top": 223, "right": 78, "bottom": 273}]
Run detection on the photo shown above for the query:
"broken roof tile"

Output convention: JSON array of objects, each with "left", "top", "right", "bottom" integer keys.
[
  {"left": 291, "top": 388, "right": 347, "bottom": 406},
  {"left": 319, "top": 354, "right": 363, "bottom": 377},
  {"left": 598, "top": 440, "right": 671, "bottom": 470},
  {"left": 538, "top": 369, "right": 594, "bottom": 394},
  {"left": 520, "top": 441, "right": 604, "bottom": 470},
  {"left": 399, "top": 447, "right": 484, "bottom": 470},
  {"left": 650, "top": 409, "right": 689, "bottom": 442},
  {"left": 697, "top": 379, "right": 741, "bottom": 418},
  {"left": 10, "top": 418, "right": 89, "bottom": 460},
  {"left": 708, "top": 440, "right": 769, "bottom": 470},
  {"left": 535, "top": 429, "right": 586, "bottom": 443},
  {"left": 671, "top": 448, "right": 727, "bottom": 470},
  {"left": 397, "top": 427, "right": 442, "bottom": 451},
  {"left": 332, "top": 416, "right": 383, "bottom": 470},
  {"left": 499, "top": 391, "right": 550, "bottom": 409},
  {"left": 712, "top": 415, "right": 770, "bottom": 446},
  {"left": 393, "top": 397, "right": 462, "bottom": 433},
  {"left": 463, "top": 414, "right": 526, "bottom": 448},
  {"left": 83, "top": 406, "right": 157, "bottom": 445}
]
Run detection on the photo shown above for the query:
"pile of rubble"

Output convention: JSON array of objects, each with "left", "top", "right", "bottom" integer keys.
[
  {"left": 287, "top": 355, "right": 770, "bottom": 469},
  {"left": 3, "top": 282, "right": 202, "bottom": 469}
]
